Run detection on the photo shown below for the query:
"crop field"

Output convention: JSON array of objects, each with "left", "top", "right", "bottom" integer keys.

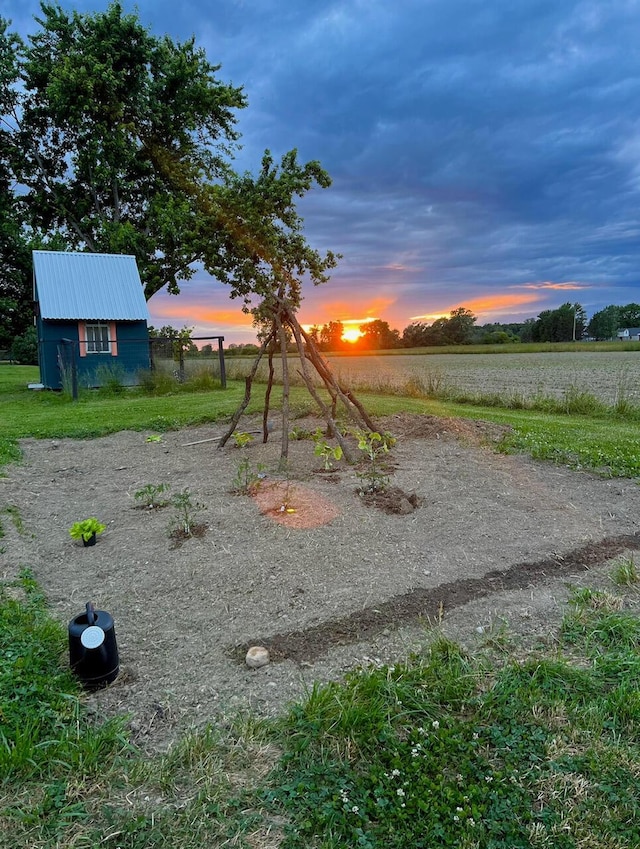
[{"left": 225, "top": 349, "right": 640, "bottom": 404}]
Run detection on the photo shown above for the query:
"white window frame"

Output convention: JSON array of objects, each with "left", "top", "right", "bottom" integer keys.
[{"left": 85, "top": 322, "right": 111, "bottom": 354}]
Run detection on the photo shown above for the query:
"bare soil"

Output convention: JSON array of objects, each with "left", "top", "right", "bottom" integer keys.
[{"left": 2, "top": 413, "right": 640, "bottom": 749}]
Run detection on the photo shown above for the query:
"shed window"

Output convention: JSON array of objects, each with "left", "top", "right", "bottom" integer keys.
[{"left": 85, "top": 323, "right": 111, "bottom": 353}]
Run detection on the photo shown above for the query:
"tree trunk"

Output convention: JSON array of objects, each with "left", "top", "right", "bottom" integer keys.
[
  {"left": 263, "top": 346, "right": 275, "bottom": 443},
  {"left": 276, "top": 315, "right": 290, "bottom": 470},
  {"left": 298, "top": 323, "right": 376, "bottom": 431},
  {"left": 217, "top": 333, "right": 273, "bottom": 448},
  {"left": 289, "top": 316, "right": 356, "bottom": 463}
]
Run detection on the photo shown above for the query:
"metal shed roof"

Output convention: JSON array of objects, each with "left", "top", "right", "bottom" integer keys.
[{"left": 33, "top": 250, "right": 150, "bottom": 321}]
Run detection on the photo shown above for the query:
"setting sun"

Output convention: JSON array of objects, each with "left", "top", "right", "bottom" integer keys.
[
  {"left": 340, "top": 317, "right": 376, "bottom": 343},
  {"left": 342, "top": 327, "right": 363, "bottom": 343}
]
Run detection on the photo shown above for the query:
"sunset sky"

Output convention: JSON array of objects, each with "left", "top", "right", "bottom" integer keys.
[{"left": 6, "top": 1, "right": 640, "bottom": 343}]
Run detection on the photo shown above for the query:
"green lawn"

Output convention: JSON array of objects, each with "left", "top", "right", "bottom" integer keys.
[{"left": 3, "top": 363, "right": 640, "bottom": 480}]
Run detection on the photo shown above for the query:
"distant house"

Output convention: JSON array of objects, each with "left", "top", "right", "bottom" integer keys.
[
  {"left": 33, "top": 250, "right": 151, "bottom": 390},
  {"left": 617, "top": 327, "right": 640, "bottom": 342}
]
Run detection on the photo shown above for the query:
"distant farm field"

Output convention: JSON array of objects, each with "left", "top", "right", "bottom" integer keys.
[
  {"left": 227, "top": 350, "right": 640, "bottom": 404},
  {"left": 328, "top": 351, "right": 640, "bottom": 402}
]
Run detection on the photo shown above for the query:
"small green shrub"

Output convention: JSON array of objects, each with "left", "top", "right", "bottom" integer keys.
[
  {"left": 233, "top": 431, "right": 255, "bottom": 448},
  {"left": 169, "top": 488, "right": 204, "bottom": 536},
  {"left": 232, "top": 457, "right": 266, "bottom": 494},
  {"left": 312, "top": 429, "right": 343, "bottom": 470},
  {"left": 353, "top": 429, "right": 397, "bottom": 493},
  {"left": 9, "top": 327, "right": 38, "bottom": 365},
  {"left": 134, "top": 482, "right": 171, "bottom": 508},
  {"left": 69, "top": 517, "right": 106, "bottom": 543}
]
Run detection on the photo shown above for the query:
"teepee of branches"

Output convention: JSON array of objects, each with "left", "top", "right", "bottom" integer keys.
[
  {"left": 148, "top": 144, "right": 375, "bottom": 459},
  {"left": 217, "top": 286, "right": 375, "bottom": 468}
]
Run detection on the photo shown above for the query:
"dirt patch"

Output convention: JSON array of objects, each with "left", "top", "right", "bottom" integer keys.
[
  {"left": 2, "top": 413, "right": 640, "bottom": 749},
  {"left": 251, "top": 479, "right": 341, "bottom": 529},
  {"left": 230, "top": 533, "right": 640, "bottom": 663}
]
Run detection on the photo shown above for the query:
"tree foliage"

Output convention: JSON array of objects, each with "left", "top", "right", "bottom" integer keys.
[
  {"left": 196, "top": 149, "right": 339, "bottom": 317},
  {"left": 617, "top": 303, "right": 640, "bottom": 328},
  {"left": 319, "top": 320, "right": 345, "bottom": 351},
  {"left": 399, "top": 309, "right": 476, "bottom": 347},
  {"left": 0, "top": 18, "right": 31, "bottom": 348},
  {"left": 2, "top": 3, "right": 354, "bottom": 467},
  {"left": 1, "top": 1, "right": 339, "bottom": 368},
  {"left": 359, "top": 319, "right": 401, "bottom": 350},
  {"left": 588, "top": 305, "right": 620, "bottom": 340},
  {"left": 2, "top": 2, "right": 247, "bottom": 299},
  {"left": 10, "top": 326, "right": 37, "bottom": 364},
  {"left": 531, "top": 302, "right": 586, "bottom": 342}
]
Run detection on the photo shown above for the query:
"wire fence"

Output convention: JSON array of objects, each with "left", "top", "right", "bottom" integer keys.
[{"left": 49, "top": 334, "right": 226, "bottom": 398}]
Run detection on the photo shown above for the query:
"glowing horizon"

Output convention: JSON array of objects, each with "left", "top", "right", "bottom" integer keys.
[{"left": 148, "top": 280, "right": 602, "bottom": 347}]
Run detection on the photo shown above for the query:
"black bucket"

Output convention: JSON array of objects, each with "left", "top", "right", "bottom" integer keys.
[{"left": 68, "top": 602, "right": 119, "bottom": 689}]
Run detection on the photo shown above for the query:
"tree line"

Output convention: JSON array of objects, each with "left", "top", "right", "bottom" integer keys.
[{"left": 292, "top": 302, "right": 640, "bottom": 353}]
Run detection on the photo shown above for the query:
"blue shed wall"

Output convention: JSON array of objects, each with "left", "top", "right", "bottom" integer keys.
[{"left": 37, "top": 318, "right": 150, "bottom": 390}]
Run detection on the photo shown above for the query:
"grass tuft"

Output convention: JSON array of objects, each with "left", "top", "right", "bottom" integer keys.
[{"left": 609, "top": 556, "right": 639, "bottom": 587}]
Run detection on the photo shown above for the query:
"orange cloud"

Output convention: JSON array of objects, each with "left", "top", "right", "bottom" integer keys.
[
  {"left": 410, "top": 292, "right": 543, "bottom": 323},
  {"left": 149, "top": 299, "right": 251, "bottom": 328},
  {"left": 457, "top": 292, "right": 543, "bottom": 314},
  {"left": 301, "top": 297, "right": 395, "bottom": 328}
]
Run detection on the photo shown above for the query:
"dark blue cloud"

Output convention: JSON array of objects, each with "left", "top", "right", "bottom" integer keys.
[{"left": 4, "top": 0, "right": 640, "bottom": 337}]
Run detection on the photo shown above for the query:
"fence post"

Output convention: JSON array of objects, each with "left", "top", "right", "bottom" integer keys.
[
  {"left": 217, "top": 336, "right": 226, "bottom": 389},
  {"left": 71, "top": 343, "right": 78, "bottom": 400}
]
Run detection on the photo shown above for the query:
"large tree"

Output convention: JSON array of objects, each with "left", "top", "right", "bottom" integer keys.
[
  {"left": 617, "top": 303, "right": 640, "bottom": 328},
  {"left": 588, "top": 305, "right": 620, "bottom": 340},
  {"left": 3, "top": 1, "right": 247, "bottom": 299},
  {"left": 532, "top": 302, "right": 586, "bottom": 342},
  {"left": 445, "top": 307, "right": 476, "bottom": 344},
  {"left": 359, "top": 319, "right": 401, "bottom": 350},
  {"left": 319, "top": 320, "right": 346, "bottom": 351},
  {"left": 0, "top": 18, "right": 31, "bottom": 348}
]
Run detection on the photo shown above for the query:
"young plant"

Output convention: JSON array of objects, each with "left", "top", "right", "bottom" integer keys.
[
  {"left": 312, "top": 429, "right": 343, "bottom": 470},
  {"left": 353, "top": 429, "right": 397, "bottom": 493},
  {"left": 169, "top": 488, "right": 204, "bottom": 536},
  {"left": 134, "top": 482, "right": 171, "bottom": 509},
  {"left": 232, "top": 458, "right": 266, "bottom": 495},
  {"left": 69, "top": 517, "right": 106, "bottom": 544},
  {"left": 233, "top": 431, "right": 255, "bottom": 448}
]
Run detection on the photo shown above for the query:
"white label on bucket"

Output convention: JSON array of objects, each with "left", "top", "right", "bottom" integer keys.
[{"left": 81, "top": 625, "right": 105, "bottom": 649}]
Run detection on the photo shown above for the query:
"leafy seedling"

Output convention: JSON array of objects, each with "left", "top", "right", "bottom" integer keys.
[
  {"left": 353, "top": 429, "right": 397, "bottom": 493},
  {"left": 312, "top": 429, "right": 343, "bottom": 470},
  {"left": 134, "top": 482, "right": 171, "bottom": 509},
  {"left": 233, "top": 431, "right": 255, "bottom": 448},
  {"left": 232, "top": 458, "right": 266, "bottom": 494},
  {"left": 169, "top": 489, "right": 205, "bottom": 537}
]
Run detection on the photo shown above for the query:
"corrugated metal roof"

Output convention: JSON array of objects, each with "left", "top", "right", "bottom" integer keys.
[{"left": 33, "top": 250, "right": 150, "bottom": 321}]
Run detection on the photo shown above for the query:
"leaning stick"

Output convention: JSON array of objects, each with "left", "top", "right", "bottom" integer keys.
[{"left": 181, "top": 428, "right": 263, "bottom": 447}]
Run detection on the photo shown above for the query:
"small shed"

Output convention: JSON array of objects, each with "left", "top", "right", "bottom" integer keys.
[
  {"left": 617, "top": 327, "right": 640, "bottom": 342},
  {"left": 33, "top": 250, "right": 151, "bottom": 390}
]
